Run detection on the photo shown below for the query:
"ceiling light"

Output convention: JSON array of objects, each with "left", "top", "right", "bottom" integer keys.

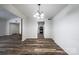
[{"left": 33, "top": 4, "right": 44, "bottom": 19}]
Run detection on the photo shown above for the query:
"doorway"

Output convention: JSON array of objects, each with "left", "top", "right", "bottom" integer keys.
[
  {"left": 9, "top": 23, "right": 19, "bottom": 35},
  {"left": 38, "top": 22, "right": 45, "bottom": 38}
]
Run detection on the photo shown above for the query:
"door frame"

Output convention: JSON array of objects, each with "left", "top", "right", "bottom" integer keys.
[{"left": 37, "top": 21, "right": 45, "bottom": 38}]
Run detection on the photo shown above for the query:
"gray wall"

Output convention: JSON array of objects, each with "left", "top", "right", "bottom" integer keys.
[
  {"left": 44, "top": 19, "right": 52, "bottom": 38},
  {"left": 22, "top": 18, "right": 37, "bottom": 41},
  {"left": 0, "top": 18, "right": 7, "bottom": 36},
  {"left": 52, "top": 5, "right": 79, "bottom": 55}
]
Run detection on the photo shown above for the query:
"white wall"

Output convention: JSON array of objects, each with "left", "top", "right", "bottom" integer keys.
[
  {"left": 22, "top": 18, "right": 52, "bottom": 41},
  {"left": 44, "top": 19, "right": 52, "bottom": 38},
  {"left": 22, "top": 18, "right": 38, "bottom": 41},
  {"left": 52, "top": 5, "right": 79, "bottom": 55},
  {"left": 0, "top": 18, "right": 7, "bottom": 36},
  {"left": 6, "top": 17, "right": 21, "bottom": 35}
]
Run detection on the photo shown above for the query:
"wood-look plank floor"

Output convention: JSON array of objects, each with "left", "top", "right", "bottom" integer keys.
[
  {"left": 19, "top": 38, "right": 67, "bottom": 55},
  {"left": 0, "top": 35, "right": 67, "bottom": 55}
]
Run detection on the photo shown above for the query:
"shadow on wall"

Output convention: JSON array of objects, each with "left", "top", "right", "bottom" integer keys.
[{"left": 52, "top": 5, "right": 79, "bottom": 55}]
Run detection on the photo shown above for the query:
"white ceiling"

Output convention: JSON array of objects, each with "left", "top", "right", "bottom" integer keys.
[
  {"left": 0, "top": 7, "right": 17, "bottom": 20},
  {"left": 13, "top": 4, "right": 67, "bottom": 19}
]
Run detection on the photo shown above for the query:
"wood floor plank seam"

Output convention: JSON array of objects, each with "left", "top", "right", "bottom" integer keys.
[{"left": 0, "top": 35, "right": 67, "bottom": 55}]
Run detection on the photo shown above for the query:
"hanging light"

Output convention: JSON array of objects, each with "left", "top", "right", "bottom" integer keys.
[{"left": 33, "top": 4, "right": 44, "bottom": 19}]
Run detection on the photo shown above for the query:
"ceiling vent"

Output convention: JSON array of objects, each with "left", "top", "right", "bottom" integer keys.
[
  {"left": 48, "top": 17, "right": 53, "bottom": 20},
  {"left": 48, "top": 18, "right": 52, "bottom": 20}
]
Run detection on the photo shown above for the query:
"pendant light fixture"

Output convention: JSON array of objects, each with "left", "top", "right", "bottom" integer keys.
[{"left": 33, "top": 4, "right": 44, "bottom": 19}]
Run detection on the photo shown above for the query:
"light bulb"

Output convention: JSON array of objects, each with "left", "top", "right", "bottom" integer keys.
[
  {"left": 33, "top": 12, "right": 39, "bottom": 18},
  {"left": 33, "top": 14, "right": 36, "bottom": 17},
  {"left": 35, "top": 12, "right": 39, "bottom": 16},
  {"left": 40, "top": 13, "right": 44, "bottom": 18},
  {"left": 41, "top": 13, "right": 44, "bottom": 17}
]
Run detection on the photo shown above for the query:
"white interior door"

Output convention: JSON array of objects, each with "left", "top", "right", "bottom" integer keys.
[{"left": 9, "top": 23, "right": 19, "bottom": 35}]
